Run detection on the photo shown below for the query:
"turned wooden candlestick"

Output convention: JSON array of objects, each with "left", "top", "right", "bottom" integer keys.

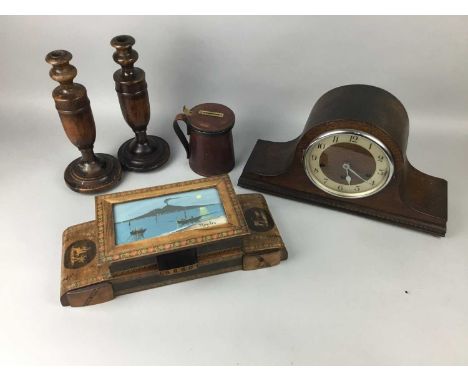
[
  {"left": 111, "top": 35, "right": 170, "bottom": 172},
  {"left": 46, "top": 50, "right": 122, "bottom": 193}
]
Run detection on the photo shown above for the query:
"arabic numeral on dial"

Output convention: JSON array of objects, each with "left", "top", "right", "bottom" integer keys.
[
  {"left": 317, "top": 143, "right": 326, "bottom": 150},
  {"left": 310, "top": 155, "right": 317, "bottom": 161},
  {"left": 378, "top": 169, "right": 387, "bottom": 176},
  {"left": 368, "top": 143, "right": 373, "bottom": 150},
  {"left": 323, "top": 178, "right": 328, "bottom": 184},
  {"left": 332, "top": 136, "right": 339, "bottom": 143},
  {"left": 354, "top": 185, "right": 360, "bottom": 191},
  {"left": 349, "top": 135, "right": 359, "bottom": 143},
  {"left": 377, "top": 155, "right": 384, "bottom": 162},
  {"left": 337, "top": 185, "right": 344, "bottom": 191},
  {"left": 313, "top": 168, "right": 319, "bottom": 173}
]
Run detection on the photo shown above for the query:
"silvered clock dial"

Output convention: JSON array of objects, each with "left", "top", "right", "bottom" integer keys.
[{"left": 303, "top": 130, "right": 394, "bottom": 198}]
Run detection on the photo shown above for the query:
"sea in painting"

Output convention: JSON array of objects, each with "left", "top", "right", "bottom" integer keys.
[{"left": 113, "top": 187, "right": 227, "bottom": 245}]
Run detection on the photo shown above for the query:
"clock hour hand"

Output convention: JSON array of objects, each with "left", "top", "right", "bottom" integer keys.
[{"left": 344, "top": 168, "right": 351, "bottom": 185}]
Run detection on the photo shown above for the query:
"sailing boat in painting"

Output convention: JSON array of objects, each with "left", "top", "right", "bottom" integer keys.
[
  {"left": 130, "top": 228, "right": 147, "bottom": 240},
  {"left": 177, "top": 211, "right": 203, "bottom": 226},
  {"left": 113, "top": 188, "right": 227, "bottom": 245}
]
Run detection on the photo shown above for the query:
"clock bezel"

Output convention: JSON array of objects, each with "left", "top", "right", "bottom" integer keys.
[{"left": 303, "top": 129, "right": 395, "bottom": 199}]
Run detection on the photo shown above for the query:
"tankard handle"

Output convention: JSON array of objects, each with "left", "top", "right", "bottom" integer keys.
[{"left": 173, "top": 113, "right": 190, "bottom": 158}]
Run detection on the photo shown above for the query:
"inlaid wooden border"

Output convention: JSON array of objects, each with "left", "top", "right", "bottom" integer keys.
[{"left": 95, "top": 175, "right": 249, "bottom": 264}]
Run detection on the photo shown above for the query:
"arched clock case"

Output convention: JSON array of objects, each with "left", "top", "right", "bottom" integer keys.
[{"left": 238, "top": 85, "right": 448, "bottom": 236}]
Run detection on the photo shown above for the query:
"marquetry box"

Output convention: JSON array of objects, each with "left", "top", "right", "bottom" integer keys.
[{"left": 60, "top": 175, "right": 287, "bottom": 307}]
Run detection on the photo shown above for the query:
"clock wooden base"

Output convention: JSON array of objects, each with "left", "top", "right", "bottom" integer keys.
[
  {"left": 60, "top": 193, "right": 287, "bottom": 307},
  {"left": 239, "top": 140, "right": 447, "bottom": 236},
  {"left": 238, "top": 85, "right": 448, "bottom": 236}
]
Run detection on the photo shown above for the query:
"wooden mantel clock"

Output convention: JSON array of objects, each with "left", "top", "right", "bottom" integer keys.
[{"left": 238, "top": 85, "right": 448, "bottom": 236}]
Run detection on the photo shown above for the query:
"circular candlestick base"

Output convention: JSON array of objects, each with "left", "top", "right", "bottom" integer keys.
[
  {"left": 64, "top": 153, "right": 122, "bottom": 193},
  {"left": 118, "top": 135, "right": 170, "bottom": 172}
]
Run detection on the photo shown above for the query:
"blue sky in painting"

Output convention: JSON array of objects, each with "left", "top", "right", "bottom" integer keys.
[{"left": 113, "top": 187, "right": 222, "bottom": 223}]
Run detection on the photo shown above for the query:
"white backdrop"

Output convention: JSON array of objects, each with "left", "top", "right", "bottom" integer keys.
[{"left": 0, "top": 16, "right": 467, "bottom": 365}]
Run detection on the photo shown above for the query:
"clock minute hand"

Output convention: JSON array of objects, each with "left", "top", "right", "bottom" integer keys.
[{"left": 348, "top": 166, "right": 372, "bottom": 184}]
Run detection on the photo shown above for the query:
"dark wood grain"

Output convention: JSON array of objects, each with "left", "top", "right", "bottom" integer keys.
[
  {"left": 46, "top": 50, "right": 122, "bottom": 193},
  {"left": 238, "top": 85, "right": 447, "bottom": 236},
  {"left": 111, "top": 35, "right": 170, "bottom": 172}
]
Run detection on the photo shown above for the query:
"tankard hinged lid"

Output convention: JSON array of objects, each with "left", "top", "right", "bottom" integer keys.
[{"left": 183, "top": 103, "right": 235, "bottom": 135}]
